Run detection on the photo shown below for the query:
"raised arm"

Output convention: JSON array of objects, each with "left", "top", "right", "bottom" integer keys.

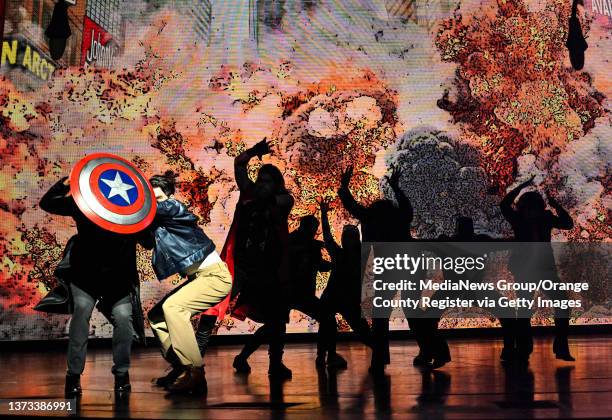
[
  {"left": 39, "top": 177, "right": 77, "bottom": 216},
  {"left": 547, "top": 195, "right": 574, "bottom": 230},
  {"left": 320, "top": 199, "right": 341, "bottom": 258},
  {"left": 337, "top": 166, "right": 368, "bottom": 221},
  {"left": 234, "top": 138, "right": 271, "bottom": 191},
  {"left": 500, "top": 175, "right": 534, "bottom": 223},
  {"left": 234, "top": 151, "right": 255, "bottom": 192}
]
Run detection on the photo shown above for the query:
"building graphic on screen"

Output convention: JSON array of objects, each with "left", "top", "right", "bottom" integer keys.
[
  {"left": 0, "top": 0, "right": 5, "bottom": 44},
  {"left": 184, "top": 0, "right": 212, "bottom": 44},
  {"left": 82, "top": 0, "right": 124, "bottom": 68},
  {"left": 1, "top": 0, "right": 86, "bottom": 89}
]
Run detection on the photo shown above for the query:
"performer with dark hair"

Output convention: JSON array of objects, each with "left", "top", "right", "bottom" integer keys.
[
  {"left": 145, "top": 171, "right": 232, "bottom": 394},
  {"left": 39, "top": 176, "right": 146, "bottom": 397},
  {"left": 231, "top": 215, "right": 340, "bottom": 370},
  {"left": 500, "top": 175, "right": 575, "bottom": 363},
  {"left": 288, "top": 216, "right": 349, "bottom": 369},
  {"left": 227, "top": 138, "right": 295, "bottom": 379},
  {"left": 338, "top": 166, "right": 416, "bottom": 373},
  {"left": 318, "top": 199, "right": 372, "bottom": 368}
]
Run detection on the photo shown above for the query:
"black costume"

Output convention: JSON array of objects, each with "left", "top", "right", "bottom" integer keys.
[
  {"left": 37, "top": 178, "right": 144, "bottom": 388},
  {"left": 319, "top": 210, "right": 372, "bottom": 360}
]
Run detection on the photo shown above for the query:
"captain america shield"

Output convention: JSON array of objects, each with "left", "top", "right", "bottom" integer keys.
[{"left": 70, "top": 153, "right": 156, "bottom": 234}]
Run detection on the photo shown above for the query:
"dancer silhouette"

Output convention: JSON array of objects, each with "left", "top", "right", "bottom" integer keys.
[
  {"left": 317, "top": 199, "right": 373, "bottom": 369},
  {"left": 232, "top": 215, "right": 339, "bottom": 370},
  {"left": 500, "top": 176, "right": 575, "bottom": 363},
  {"left": 338, "top": 166, "right": 418, "bottom": 373},
  {"left": 226, "top": 138, "right": 295, "bottom": 379},
  {"left": 39, "top": 176, "right": 145, "bottom": 396}
]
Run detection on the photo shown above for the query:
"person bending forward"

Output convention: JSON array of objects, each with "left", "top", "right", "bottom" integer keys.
[{"left": 146, "top": 171, "right": 232, "bottom": 394}]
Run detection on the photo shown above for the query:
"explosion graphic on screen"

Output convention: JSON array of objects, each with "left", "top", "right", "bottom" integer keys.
[
  {"left": 435, "top": 0, "right": 606, "bottom": 190},
  {"left": 0, "top": 1, "right": 609, "bottom": 339}
]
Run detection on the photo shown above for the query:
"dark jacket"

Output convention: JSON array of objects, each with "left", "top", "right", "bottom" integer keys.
[
  {"left": 144, "top": 198, "right": 216, "bottom": 280},
  {"left": 33, "top": 235, "right": 76, "bottom": 314},
  {"left": 35, "top": 178, "right": 146, "bottom": 344}
]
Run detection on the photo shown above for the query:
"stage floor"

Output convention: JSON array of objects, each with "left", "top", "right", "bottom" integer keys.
[{"left": 1, "top": 335, "right": 611, "bottom": 419}]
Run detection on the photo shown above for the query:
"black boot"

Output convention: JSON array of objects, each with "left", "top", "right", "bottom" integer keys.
[
  {"left": 268, "top": 351, "right": 292, "bottom": 380},
  {"left": 412, "top": 352, "right": 433, "bottom": 368},
  {"left": 65, "top": 374, "right": 82, "bottom": 397},
  {"left": 233, "top": 354, "right": 251, "bottom": 374},
  {"left": 327, "top": 352, "right": 348, "bottom": 370},
  {"left": 431, "top": 339, "right": 451, "bottom": 369},
  {"left": 268, "top": 361, "right": 292, "bottom": 379},
  {"left": 114, "top": 373, "right": 131, "bottom": 393},
  {"left": 553, "top": 318, "right": 575, "bottom": 361},
  {"left": 167, "top": 366, "right": 207, "bottom": 395},
  {"left": 153, "top": 365, "right": 184, "bottom": 387}
]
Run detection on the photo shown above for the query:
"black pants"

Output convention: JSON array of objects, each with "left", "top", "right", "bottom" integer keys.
[
  {"left": 319, "top": 298, "right": 371, "bottom": 356},
  {"left": 67, "top": 283, "right": 133, "bottom": 376},
  {"left": 238, "top": 321, "right": 287, "bottom": 362},
  {"left": 408, "top": 318, "right": 450, "bottom": 361},
  {"left": 238, "top": 295, "right": 330, "bottom": 360},
  {"left": 292, "top": 295, "right": 338, "bottom": 357},
  {"left": 370, "top": 285, "right": 421, "bottom": 367},
  {"left": 503, "top": 269, "right": 571, "bottom": 359}
]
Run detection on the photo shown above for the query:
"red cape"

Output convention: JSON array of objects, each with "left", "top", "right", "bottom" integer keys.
[{"left": 202, "top": 188, "right": 290, "bottom": 322}]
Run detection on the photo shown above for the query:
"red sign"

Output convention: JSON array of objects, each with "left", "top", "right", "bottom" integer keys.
[{"left": 81, "top": 16, "right": 117, "bottom": 68}]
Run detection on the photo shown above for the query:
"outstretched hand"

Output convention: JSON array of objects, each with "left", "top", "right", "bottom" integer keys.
[
  {"left": 252, "top": 137, "right": 271, "bottom": 159},
  {"left": 340, "top": 166, "right": 353, "bottom": 188},
  {"left": 388, "top": 167, "right": 401, "bottom": 188},
  {"left": 318, "top": 197, "right": 330, "bottom": 214},
  {"left": 62, "top": 176, "right": 70, "bottom": 187}
]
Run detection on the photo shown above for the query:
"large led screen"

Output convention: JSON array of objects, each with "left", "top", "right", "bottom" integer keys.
[{"left": 0, "top": 0, "right": 610, "bottom": 340}]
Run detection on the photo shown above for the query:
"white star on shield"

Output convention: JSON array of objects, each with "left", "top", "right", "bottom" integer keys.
[{"left": 101, "top": 171, "right": 135, "bottom": 205}]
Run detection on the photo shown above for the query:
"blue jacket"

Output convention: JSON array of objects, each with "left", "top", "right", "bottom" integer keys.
[{"left": 145, "top": 199, "right": 215, "bottom": 280}]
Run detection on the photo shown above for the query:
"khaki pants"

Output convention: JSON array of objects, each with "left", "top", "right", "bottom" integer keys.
[{"left": 149, "top": 262, "right": 232, "bottom": 367}]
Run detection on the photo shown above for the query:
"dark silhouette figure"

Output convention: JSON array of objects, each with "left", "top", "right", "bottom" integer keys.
[
  {"left": 226, "top": 139, "right": 294, "bottom": 379},
  {"left": 337, "top": 166, "right": 417, "bottom": 373},
  {"left": 232, "top": 215, "right": 339, "bottom": 370},
  {"left": 45, "top": 0, "right": 72, "bottom": 60},
  {"left": 500, "top": 176, "right": 575, "bottom": 363},
  {"left": 317, "top": 199, "right": 373, "bottom": 369},
  {"left": 39, "top": 176, "right": 145, "bottom": 396},
  {"left": 566, "top": 0, "right": 588, "bottom": 70},
  {"left": 421, "top": 216, "right": 490, "bottom": 369}
]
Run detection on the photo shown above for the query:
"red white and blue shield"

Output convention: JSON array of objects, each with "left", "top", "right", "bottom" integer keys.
[{"left": 70, "top": 153, "right": 156, "bottom": 234}]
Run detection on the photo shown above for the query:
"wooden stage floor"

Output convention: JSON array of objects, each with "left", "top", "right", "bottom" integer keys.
[{"left": 0, "top": 335, "right": 611, "bottom": 419}]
